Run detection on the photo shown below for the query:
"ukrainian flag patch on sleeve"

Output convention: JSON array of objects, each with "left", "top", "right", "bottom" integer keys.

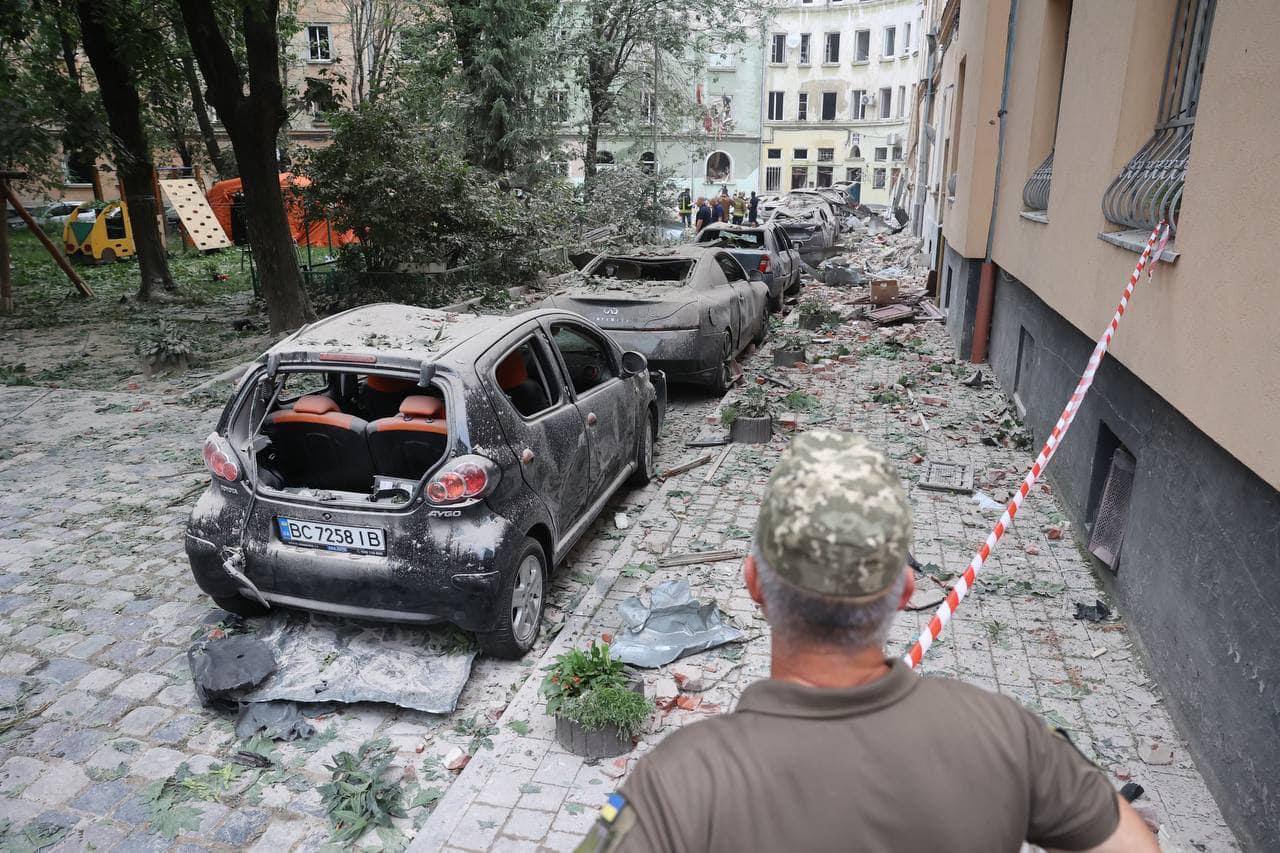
[{"left": 600, "top": 792, "right": 627, "bottom": 823}]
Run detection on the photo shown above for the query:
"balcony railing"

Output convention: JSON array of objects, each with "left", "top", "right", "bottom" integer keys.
[{"left": 1022, "top": 150, "right": 1053, "bottom": 212}]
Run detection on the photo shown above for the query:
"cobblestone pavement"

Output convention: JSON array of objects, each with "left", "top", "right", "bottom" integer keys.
[
  {"left": 0, "top": 368, "right": 722, "bottom": 849},
  {"left": 409, "top": 275, "right": 1239, "bottom": 852}
]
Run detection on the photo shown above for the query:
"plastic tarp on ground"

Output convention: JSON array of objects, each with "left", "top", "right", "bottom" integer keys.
[
  {"left": 609, "top": 579, "right": 745, "bottom": 668},
  {"left": 234, "top": 611, "right": 477, "bottom": 714},
  {"left": 206, "top": 173, "right": 357, "bottom": 248}
]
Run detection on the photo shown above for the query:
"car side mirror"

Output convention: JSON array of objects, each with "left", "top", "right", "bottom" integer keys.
[{"left": 620, "top": 350, "right": 647, "bottom": 378}]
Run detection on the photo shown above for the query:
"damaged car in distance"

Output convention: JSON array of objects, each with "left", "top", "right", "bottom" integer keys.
[
  {"left": 539, "top": 246, "right": 769, "bottom": 393},
  {"left": 186, "top": 304, "right": 666, "bottom": 658}
]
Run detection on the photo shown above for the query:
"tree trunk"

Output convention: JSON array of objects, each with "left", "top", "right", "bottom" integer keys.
[
  {"left": 181, "top": 53, "right": 229, "bottom": 177},
  {"left": 57, "top": 19, "right": 103, "bottom": 202},
  {"left": 179, "top": 0, "right": 313, "bottom": 333},
  {"left": 75, "top": 0, "right": 174, "bottom": 299}
]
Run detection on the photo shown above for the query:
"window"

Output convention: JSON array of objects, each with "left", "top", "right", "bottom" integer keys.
[
  {"left": 799, "top": 33, "right": 811, "bottom": 65},
  {"left": 307, "top": 25, "right": 331, "bottom": 62},
  {"left": 854, "top": 30, "right": 870, "bottom": 62},
  {"left": 820, "top": 92, "right": 836, "bottom": 121},
  {"left": 1022, "top": 0, "right": 1072, "bottom": 213},
  {"left": 797, "top": 93, "right": 808, "bottom": 121},
  {"left": 716, "top": 255, "right": 747, "bottom": 282},
  {"left": 496, "top": 339, "right": 560, "bottom": 418},
  {"left": 846, "top": 167, "right": 862, "bottom": 182},
  {"left": 1103, "top": 0, "right": 1213, "bottom": 235},
  {"left": 548, "top": 90, "right": 568, "bottom": 123},
  {"left": 873, "top": 168, "right": 887, "bottom": 189},
  {"left": 903, "top": 21, "right": 912, "bottom": 53},
  {"left": 816, "top": 166, "right": 833, "bottom": 187},
  {"left": 767, "top": 91, "right": 785, "bottom": 121},
  {"left": 875, "top": 146, "right": 888, "bottom": 161},
  {"left": 765, "top": 166, "right": 782, "bottom": 191},
  {"left": 550, "top": 325, "right": 615, "bottom": 396},
  {"left": 639, "top": 151, "right": 657, "bottom": 174},
  {"left": 851, "top": 144, "right": 862, "bottom": 159},
  {"left": 824, "top": 32, "right": 840, "bottom": 63},
  {"left": 879, "top": 87, "right": 892, "bottom": 119},
  {"left": 64, "top": 152, "right": 95, "bottom": 186},
  {"left": 817, "top": 147, "right": 834, "bottom": 162},
  {"left": 791, "top": 166, "right": 809, "bottom": 189},
  {"left": 706, "top": 151, "right": 731, "bottom": 181},
  {"left": 770, "top": 33, "right": 786, "bottom": 64},
  {"left": 767, "top": 148, "right": 782, "bottom": 161},
  {"left": 851, "top": 89, "right": 866, "bottom": 120},
  {"left": 892, "top": 144, "right": 903, "bottom": 161},
  {"left": 793, "top": 148, "right": 809, "bottom": 160},
  {"left": 898, "top": 85, "right": 906, "bottom": 118},
  {"left": 882, "top": 26, "right": 896, "bottom": 58}
]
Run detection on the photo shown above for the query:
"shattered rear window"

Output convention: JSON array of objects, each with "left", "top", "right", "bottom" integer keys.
[
  {"left": 591, "top": 258, "right": 695, "bottom": 282},
  {"left": 698, "top": 231, "right": 765, "bottom": 249}
]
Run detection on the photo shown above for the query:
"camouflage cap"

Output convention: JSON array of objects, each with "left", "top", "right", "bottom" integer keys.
[{"left": 757, "top": 430, "right": 912, "bottom": 599}]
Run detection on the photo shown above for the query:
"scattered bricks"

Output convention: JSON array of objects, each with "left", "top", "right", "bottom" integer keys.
[
  {"left": 76, "top": 668, "right": 124, "bottom": 693},
  {"left": 779, "top": 412, "right": 799, "bottom": 431},
  {"left": 111, "top": 672, "right": 168, "bottom": 701},
  {"left": 600, "top": 757, "right": 630, "bottom": 779},
  {"left": 1024, "top": 545, "right": 1042, "bottom": 556},
  {"left": 116, "top": 706, "right": 173, "bottom": 737},
  {"left": 670, "top": 664, "right": 705, "bottom": 693},
  {"left": 652, "top": 676, "right": 679, "bottom": 702},
  {"left": 1046, "top": 527, "right": 1064, "bottom": 540},
  {"left": 444, "top": 746, "right": 471, "bottom": 772},
  {"left": 675, "top": 695, "right": 702, "bottom": 711}
]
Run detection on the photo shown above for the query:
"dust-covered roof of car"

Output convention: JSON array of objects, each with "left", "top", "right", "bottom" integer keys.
[{"left": 267, "top": 303, "right": 504, "bottom": 363}]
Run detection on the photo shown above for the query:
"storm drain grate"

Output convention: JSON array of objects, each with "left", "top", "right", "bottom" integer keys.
[
  {"left": 919, "top": 461, "right": 974, "bottom": 494},
  {"left": 1089, "top": 448, "right": 1136, "bottom": 570}
]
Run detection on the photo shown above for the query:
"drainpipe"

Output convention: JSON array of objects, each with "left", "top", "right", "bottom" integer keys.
[{"left": 971, "top": 0, "right": 1020, "bottom": 364}]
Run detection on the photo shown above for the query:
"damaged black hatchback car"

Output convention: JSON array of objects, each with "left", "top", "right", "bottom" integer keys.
[{"left": 186, "top": 305, "right": 665, "bottom": 658}]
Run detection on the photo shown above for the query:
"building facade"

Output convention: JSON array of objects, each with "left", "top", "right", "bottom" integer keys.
[
  {"left": 760, "top": 0, "right": 923, "bottom": 205},
  {"left": 918, "top": 1, "right": 1280, "bottom": 847}
]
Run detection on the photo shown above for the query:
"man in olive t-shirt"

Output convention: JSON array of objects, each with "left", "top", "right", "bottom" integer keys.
[{"left": 579, "top": 431, "right": 1156, "bottom": 853}]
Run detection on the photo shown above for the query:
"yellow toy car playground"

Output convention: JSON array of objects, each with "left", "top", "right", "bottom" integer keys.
[{"left": 62, "top": 201, "right": 135, "bottom": 263}]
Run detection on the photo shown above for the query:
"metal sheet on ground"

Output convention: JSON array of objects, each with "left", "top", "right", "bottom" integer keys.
[
  {"left": 159, "top": 178, "right": 233, "bottom": 250},
  {"left": 237, "top": 611, "right": 477, "bottom": 714}
]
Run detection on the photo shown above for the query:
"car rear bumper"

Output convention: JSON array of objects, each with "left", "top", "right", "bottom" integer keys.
[
  {"left": 185, "top": 486, "right": 518, "bottom": 630},
  {"left": 606, "top": 329, "right": 723, "bottom": 385}
]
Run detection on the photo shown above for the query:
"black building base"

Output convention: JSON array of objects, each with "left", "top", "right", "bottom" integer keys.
[{"left": 958, "top": 262, "right": 1280, "bottom": 851}]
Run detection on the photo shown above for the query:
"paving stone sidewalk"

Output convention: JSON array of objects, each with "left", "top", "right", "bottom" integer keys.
[{"left": 412, "top": 277, "right": 1239, "bottom": 852}]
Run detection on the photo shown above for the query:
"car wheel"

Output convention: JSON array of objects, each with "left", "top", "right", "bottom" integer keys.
[
  {"left": 213, "top": 594, "right": 269, "bottom": 619},
  {"left": 479, "top": 538, "right": 546, "bottom": 659},
  {"left": 627, "top": 413, "right": 657, "bottom": 486},
  {"left": 709, "top": 332, "right": 734, "bottom": 395}
]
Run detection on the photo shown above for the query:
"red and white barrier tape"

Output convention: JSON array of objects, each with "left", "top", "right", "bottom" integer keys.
[{"left": 904, "top": 221, "right": 1171, "bottom": 669}]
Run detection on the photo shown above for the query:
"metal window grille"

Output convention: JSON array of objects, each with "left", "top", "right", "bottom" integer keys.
[
  {"left": 1023, "top": 150, "right": 1054, "bottom": 211},
  {"left": 1088, "top": 448, "right": 1136, "bottom": 570},
  {"left": 765, "top": 166, "right": 781, "bottom": 191},
  {"left": 1102, "top": 0, "right": 1216, "bottom": 235}
]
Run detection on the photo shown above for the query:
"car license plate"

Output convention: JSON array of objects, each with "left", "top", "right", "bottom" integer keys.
[{"left": 276, "top": 517, "right": 385, "bottom": 555}]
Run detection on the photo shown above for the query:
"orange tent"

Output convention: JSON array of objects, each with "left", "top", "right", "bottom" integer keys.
[{"left": 206, "top": 173, "right": 357, "bottom": 249}]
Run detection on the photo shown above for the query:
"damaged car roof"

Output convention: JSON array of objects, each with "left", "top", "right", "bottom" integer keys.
[{"left": 266, "top": 303, "right": 529, "bottom": 367}]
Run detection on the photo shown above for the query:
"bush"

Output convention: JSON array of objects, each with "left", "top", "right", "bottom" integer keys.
[{"left": 539, "top": 641, "right": 627, "bottom": 716}]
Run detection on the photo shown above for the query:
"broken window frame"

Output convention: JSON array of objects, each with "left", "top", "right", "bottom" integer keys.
[
  {"left": 873, "top": 168, "right": 887, "bottom": 189},
  {"left": 1102, "top": 0, "right": 1215, "bottom": 235}
]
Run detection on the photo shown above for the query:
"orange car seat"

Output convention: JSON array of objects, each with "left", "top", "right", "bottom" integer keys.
[
  {"left": 367, "top": 395, "right": 449, "bottom": 479},
  {"left": 264, "top": 395, "right": 374, "bottom": 491},
  {"left": 360, "top": 374, "right": 417, "bottom": 420}
]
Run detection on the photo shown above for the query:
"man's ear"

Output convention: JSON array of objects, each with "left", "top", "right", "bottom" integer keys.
[
  {"left": 897, "top": 565, "right": 915, "bottom": 611},
  {"left": 744, "top": 555, "right": 765, "bottom": 606}
]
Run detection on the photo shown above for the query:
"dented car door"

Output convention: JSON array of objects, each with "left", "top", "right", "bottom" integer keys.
[
  {"left": 544, "top": 320, "right": 636, "bottom": 505},
  {"left": 480, "top": 327, "right": 591, "bottom": 541}
]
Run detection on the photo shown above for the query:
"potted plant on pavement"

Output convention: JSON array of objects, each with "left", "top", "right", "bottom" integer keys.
[
  {"left": 137, "top": 319, "right": 196, "bottom": 376},
  {"left": 720, "top": 385, "right": 774, "bottom": 444},
  {"left": 797, "top": 299, "right": 843, "bottom": 331},
  {"left": 541, "top": 642, "right": 652, "bottom": 759},
  {"left": 772, "top": 331, "right": 810, "bottom": 368}
]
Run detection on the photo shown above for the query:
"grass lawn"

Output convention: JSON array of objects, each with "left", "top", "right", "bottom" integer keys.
[{"left": 0, "top": 227, "right": 273, "bottom": 394}]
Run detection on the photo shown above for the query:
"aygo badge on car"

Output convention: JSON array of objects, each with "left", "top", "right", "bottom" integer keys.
[{"left": 186, "top": 305, "right": 665, "bottom": 658}]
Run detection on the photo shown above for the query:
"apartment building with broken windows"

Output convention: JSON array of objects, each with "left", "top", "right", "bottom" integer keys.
[
  {"left": 760, "top": 0, "right": 923, "bottom": 205},
  {"left": 915, "top": 1, "right": 1280, "bottom": 847}
]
